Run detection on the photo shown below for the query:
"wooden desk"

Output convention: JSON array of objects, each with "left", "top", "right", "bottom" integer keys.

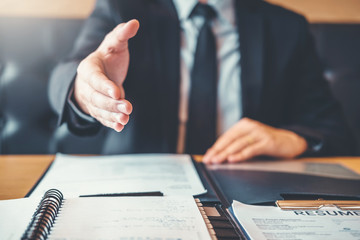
[{"left": 1, "top": 155, "right": 360, "bottom": 200}]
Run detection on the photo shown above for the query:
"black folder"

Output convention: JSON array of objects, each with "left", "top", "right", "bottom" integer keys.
[{"left": 194, "top": 161, "right": 360, "bottom": 239}]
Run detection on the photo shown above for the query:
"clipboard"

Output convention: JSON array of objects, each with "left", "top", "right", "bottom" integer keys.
[
  {"left": 276, "top": 199, "right": 360, "bottom": 210},
  {"left": 197, "top": 163, "right": 360, "bottom": 239}
]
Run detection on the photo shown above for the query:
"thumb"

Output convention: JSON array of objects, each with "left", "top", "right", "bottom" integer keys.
[
  {"left": 98, "top": 19, "right": 140, "bottom": 54},
  {"left": 115, "top": 19, "right": 140, "bottom": 42}
]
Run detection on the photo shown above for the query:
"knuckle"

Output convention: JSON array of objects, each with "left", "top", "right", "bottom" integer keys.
[{"left": 106, "top": 46, "right": 116, "bottom": 54}]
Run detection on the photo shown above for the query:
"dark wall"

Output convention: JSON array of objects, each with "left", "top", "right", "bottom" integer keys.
[{"left": 0, "top": 18, "right": 359, "bottom": 154}]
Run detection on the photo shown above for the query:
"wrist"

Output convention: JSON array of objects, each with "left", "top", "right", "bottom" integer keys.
[
  {"left": 278, "top": 129, "right": 308, "bottom": 158},
  {"left": 73, "top": 78, "right": 90, "bottom": 115}
]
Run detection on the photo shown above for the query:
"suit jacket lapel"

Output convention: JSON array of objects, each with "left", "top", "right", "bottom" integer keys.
[{"left": 235, "top": 0, "right": 265, "bottom": 119}]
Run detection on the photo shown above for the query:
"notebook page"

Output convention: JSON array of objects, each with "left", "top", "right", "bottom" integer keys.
[
  {"left": 30, "top": 154, "right": 207, "bottom": 197},
  {"left": 0, "top": 198, "right": 40, "bottom": 240},
  {"left": 48, "top": 196, "right": 212, "bottom": 240}
]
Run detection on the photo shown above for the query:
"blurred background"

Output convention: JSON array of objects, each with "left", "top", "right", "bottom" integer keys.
[{"left": 0, "top": 0, "right": 359, "bottom": 154}]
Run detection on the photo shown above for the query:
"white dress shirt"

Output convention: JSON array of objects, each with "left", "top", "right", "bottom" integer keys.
[{"left": 172, "top": 0, "right": 242, "bottom": 153}]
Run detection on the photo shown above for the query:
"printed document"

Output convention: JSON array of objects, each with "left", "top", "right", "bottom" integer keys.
[
  {"left": 232, "top": 200, "right": 360, "bottom": 240},
  {"left": 30, "top": 154, "right": 206, "bottom": 197}
]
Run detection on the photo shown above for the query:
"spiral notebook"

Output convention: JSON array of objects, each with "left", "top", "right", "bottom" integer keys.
[
  {"left": 3, "top": 189, "right": 214, "bottom": 240},
  {"left": 16, "top": 154, "right": 242, "bottom": 239}
]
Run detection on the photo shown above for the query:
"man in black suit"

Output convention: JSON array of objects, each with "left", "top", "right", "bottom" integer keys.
[{"left": 49, "top": 0, "right": 356, "bottom": 163}]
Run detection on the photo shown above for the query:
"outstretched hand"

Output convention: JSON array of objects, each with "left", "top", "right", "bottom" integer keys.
[
  {"left": 74, "top": 19, "right": 140, "bottom": 132},
  {"left": 203, "top": 118, "right": 308, "bottom": 164}
]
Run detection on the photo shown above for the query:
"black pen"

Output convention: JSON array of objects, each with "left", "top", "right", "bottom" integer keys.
[{"left": 79, "top": 191, "right": 164, "bottom": 197}]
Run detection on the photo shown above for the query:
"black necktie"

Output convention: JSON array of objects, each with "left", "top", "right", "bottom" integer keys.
[{"left": 185, "top": 3, "right": 217, "bottom": 154}]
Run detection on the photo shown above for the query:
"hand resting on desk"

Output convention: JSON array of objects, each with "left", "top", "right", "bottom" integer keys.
[
  {"left": 73, "top": 19, "right": 139, "bottom": 132},
  {"left": 203, "top": 118, "right": 308, "bottom": 164}
]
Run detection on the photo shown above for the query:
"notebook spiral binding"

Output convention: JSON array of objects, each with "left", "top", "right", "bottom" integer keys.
[{"left": 21, "top": 189, "right": 64, "bottom": 240}]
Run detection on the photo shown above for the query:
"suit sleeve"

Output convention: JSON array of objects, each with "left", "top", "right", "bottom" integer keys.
[
  {"left": 48, "top": 0, "right": 119, "bottom": 136},
  {"left": 281, "top": 17, "right": 357, "bottom": 156}
]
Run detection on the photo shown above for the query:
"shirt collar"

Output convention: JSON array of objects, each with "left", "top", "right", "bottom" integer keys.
[
  {"left": 172, "top": 0, "right": 234, "bottom": 24},
  {"left": 172, "top": 0, "right": 197, "bottom": 21}
]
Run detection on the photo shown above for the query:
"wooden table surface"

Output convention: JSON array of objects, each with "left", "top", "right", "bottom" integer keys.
[{"left": 1, "top": 155, "right": 360, "bottom": 200}]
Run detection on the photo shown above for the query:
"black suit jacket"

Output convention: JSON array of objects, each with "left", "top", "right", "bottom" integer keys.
[{"left": 48, "top": 0, "right": 356, "bottom": 155}]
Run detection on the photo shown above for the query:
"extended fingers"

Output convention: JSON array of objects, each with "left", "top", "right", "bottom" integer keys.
[
  {"left": 205, "top": 135, "right": 259, "bottom": 164},
  {"left": 87, "top": 90, "right": 132, "bottom": 114},
  {"left": 78, "top": 58, "right": 123, "bottom": 100},
  {"left": 86, "top": 91, "right": 132, "bottom": 132},
  {"left": 88, "top": 70, "right": 122, "bottom": 99},
  {"left": 75, "top": 74, "right": 132, "bottom": 132},
  {"left": 88, "top": 106, "right": 128, "bottom": 133},
  {"left": 85, "top": 95, "right": 131, "bottom": 132},
  {"left": 203, "top": 127, "right": 244, "bottom": 162},
  {"left": 228, "top": 141, "right": 265, "bottom": 162},
  {"left": 94, "top": 116, "right": 125, "bottom": 133},
  {"left": 203, "top": 118, "right": 255, "bottom": 163},
  {"left": 88, "top": 106, "right": 130, "bottom": 125}
]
